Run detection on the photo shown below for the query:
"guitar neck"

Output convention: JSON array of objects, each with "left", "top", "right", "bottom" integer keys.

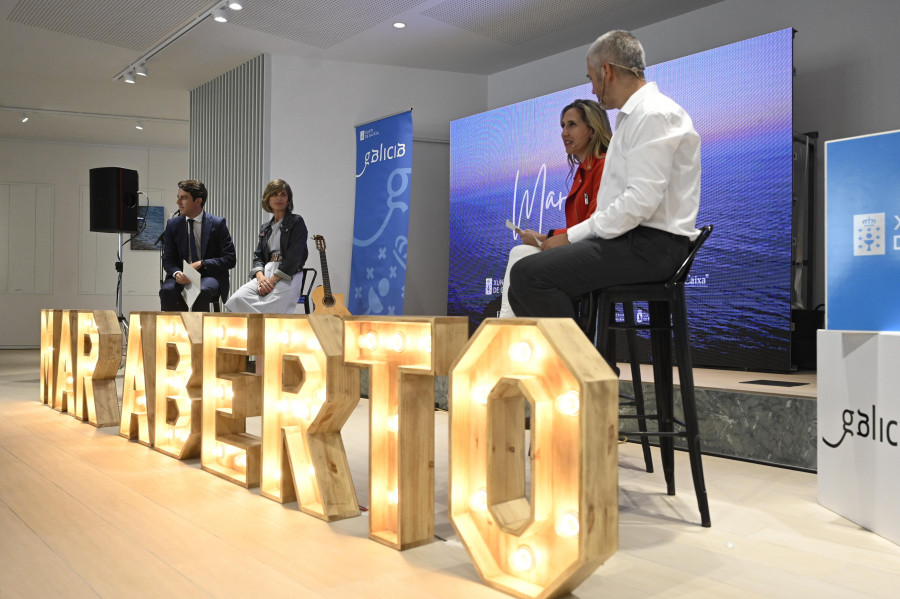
[{"left": 318, "top": 250, "right": 334, "bottom": 298}]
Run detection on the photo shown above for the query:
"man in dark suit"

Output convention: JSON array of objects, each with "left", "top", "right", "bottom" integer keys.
[{"left": 159, "top": 179, "right": 236, "bottom": 311}]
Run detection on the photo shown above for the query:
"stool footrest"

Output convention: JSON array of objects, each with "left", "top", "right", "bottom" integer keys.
[
  {"left": 621, "top": 430, "right": 687, "bottom": 438},
  {"left": 620, "top": 414, "right": 687, "bottom": 428},
  {"left": 608, "top": 324, "right": 671, "bottom": 332}
]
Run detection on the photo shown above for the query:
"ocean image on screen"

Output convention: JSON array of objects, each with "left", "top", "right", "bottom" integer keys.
[{"left": 448, "top": 29, "right": 794, "bottom": 371}]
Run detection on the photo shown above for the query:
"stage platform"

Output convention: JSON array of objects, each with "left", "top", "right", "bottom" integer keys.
[
  {"left": 429, "top": 365, "right": 818, "bottom": 472},
  {"left": 618, "top": 365, "right": 817, "bottom": 471}
]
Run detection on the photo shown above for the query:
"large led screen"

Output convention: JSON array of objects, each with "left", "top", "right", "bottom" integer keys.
[{"left": 449, "top": 29, "right": 794, "bottom": 371}]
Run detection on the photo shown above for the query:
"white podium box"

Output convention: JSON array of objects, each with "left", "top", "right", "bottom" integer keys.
[{"left": 817, "top": 329, "right": 900, "bottom": 546}]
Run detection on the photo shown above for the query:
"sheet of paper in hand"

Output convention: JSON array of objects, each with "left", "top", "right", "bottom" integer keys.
[{"left": 181, "top": 260, "right": 202, "bottom": 308}]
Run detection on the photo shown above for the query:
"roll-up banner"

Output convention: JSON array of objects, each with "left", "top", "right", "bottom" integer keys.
[
  {"left": 825, "top": 129, "right": 900, "bottom": 331},
  {"left": 349, "top": 110, "right": 413, "bottom": 315}
]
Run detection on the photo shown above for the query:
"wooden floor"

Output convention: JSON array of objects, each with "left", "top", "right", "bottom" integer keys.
[{"left": 2, "top": 349, "right": 898, "bottom": 598}]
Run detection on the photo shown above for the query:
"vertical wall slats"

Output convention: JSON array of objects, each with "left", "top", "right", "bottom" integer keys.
[{"left": 189, "top": 54, "right": 269, "bottom": 291}]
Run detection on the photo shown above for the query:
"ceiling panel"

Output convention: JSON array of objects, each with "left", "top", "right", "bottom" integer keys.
[
  {"left": 422, "top": 0, "right": 633, "bottom": 46},
  {"left": 8, "top": 0, "right": 211, "bottom": 50},
  {"left": 229, "top": 0, "right": 429, "bottom": 50}
]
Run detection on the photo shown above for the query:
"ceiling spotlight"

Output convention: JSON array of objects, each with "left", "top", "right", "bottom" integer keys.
[
  {"left": 213, "top": 8, "right": 227, "bottom": 22},
  {"left": 393, "top": 22, "right": 406, "bottom": 29},
  {"left": 135, "top": 65, "right": 148, "bottom": 77},
  {"left": 124, "top": 71, "right": 136, "bottom": 83},
  {"left": 135, "top": 122, "right": 144, "bottom": 130},
  {"left": 228, "top": 1, "right": 243, "bottom": 9},
  {"left": 21, "top": 114, "right": 29, "bottom": 123}
]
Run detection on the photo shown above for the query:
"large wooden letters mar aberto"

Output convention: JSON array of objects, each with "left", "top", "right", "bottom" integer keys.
[{"left": 43, "top": 312, "right": 621, "bottom": 599}]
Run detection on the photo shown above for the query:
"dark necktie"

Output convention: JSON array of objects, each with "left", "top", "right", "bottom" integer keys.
[{"left": 187, "top": 219, "right": 199, "bottom": 262}]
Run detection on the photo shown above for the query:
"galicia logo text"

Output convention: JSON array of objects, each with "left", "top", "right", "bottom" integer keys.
[
  {"left": 356, "top": 142, "right": 407, "bottom": 178},
  {"left": 822, "top": 405, "right": 899, "bottom": 448}
]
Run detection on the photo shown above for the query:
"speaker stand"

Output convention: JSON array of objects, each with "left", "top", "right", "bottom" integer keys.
[
  {"left": 115, "top": 233, "right": 129, "bottom": 360},
  {"left": 157, "top": 231, "right": 165, "bottom": 290}
]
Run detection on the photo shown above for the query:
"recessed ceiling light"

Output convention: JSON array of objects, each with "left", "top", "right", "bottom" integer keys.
[
  {"left": 393, "top": 22, "right": 406, "bottom": 29},
  {"left": 21, "top": 114, "right": 29, "bottom": 123}
]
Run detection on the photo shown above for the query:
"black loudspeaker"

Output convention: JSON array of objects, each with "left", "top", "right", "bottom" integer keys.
[
  {"left": 89, "top": 167, "right": 139, "bottom": 233},
  {"left": 791, "top": 308, "right": 824, "bottom": 370}
]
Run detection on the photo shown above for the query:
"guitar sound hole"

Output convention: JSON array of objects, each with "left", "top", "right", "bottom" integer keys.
[{"left": 324, "top": 297, "right": 335, "bottom": 307}]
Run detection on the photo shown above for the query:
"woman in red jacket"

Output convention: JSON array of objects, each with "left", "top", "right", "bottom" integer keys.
[{"left": 500, "top": 99, "right": 612, "bottom": 317}]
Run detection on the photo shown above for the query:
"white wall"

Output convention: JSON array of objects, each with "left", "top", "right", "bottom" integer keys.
[
  {"left": 405, "top": 139, "right": 451, "bottom": 315},
  {"left": 487, "top": 0, "right": 900, "bottom": 307},
  {"left": 267, "top": 56, "right": 487, "bottom": 315},
  {"left": 0, "top": 139, "right": 188, "bottom": 347}
]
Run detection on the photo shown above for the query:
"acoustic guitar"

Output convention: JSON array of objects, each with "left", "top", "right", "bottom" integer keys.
[{"left": 311, "top": 235, "right": 350, "bottom": 316}]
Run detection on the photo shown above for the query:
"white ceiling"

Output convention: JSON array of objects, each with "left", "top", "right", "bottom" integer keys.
[{"left": 0, "top": 0, "right": 720, "bottom": 148}]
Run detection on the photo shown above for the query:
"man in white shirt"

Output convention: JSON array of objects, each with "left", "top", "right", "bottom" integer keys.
[{"left": 509, "top": 30, "right": 700, "bottom": 318}]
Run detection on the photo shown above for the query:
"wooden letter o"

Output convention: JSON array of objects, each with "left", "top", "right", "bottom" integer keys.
[{"left": 449, "top": 318, "right": 618, "bottom": 599}]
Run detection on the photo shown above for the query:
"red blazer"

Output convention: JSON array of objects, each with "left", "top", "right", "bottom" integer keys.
[{"left": 549, "top": 154, "right": 605, "bottom": 237}]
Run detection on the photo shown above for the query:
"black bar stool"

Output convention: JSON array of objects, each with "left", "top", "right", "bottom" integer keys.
[
  {"left": 587, "top": 224, "right": 713, "bottom": 527},
  {"left": 296, "top": 268, "right": 318, "bottom": 314},
  {"left": 200, "top": 288, "right": 228, "bottom": 312}
]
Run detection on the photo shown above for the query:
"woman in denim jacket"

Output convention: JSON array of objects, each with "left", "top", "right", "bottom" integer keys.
[{"left": 225, "top": 179, "right": 309, "bottom": 313}]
